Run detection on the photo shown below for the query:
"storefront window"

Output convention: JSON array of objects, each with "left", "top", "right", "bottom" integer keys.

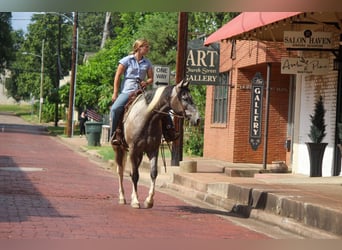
[{"left": 212, "top": 71, "right": 229, "bottom": 123}]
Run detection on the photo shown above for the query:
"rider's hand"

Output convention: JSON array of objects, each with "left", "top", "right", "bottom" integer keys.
[
  {"left": 112, "top": 92, "right": 118, "bottom": 102},
  {"left": 140, "top": 81, "right": 147, "bottom": 89}
]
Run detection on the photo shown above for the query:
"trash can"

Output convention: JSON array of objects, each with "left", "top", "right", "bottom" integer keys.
[{"left": 85, "top": 121, "right": 103, "bottom": 146}]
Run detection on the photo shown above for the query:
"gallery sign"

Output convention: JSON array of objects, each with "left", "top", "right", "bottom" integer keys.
[
  {"left": 249, "top": 72, "right": 264, "bottom": 151},
  {"left": 186, "top": 39, "right": 220, "bottom": 85},
  {"left": 283, "top": 30, "right": 333, "bottom": 49},
  {"left": 281, "top": 57, "right": 330, "bottom": 75}
]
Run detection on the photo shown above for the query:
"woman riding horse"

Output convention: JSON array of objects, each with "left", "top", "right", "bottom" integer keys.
[
  {"left": 112, "top": 80, "right": 200, "bottom": 209},
  {"left": 110, "top": 38, "right": 178, "bottom": 146}
]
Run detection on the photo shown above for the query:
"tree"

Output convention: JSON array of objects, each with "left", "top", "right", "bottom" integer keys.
[
  {"left": 308, "top": 95, "right": 327, "bottom": 143},
  {"left": 0, "top": 12, "right": 13, "bottom": 71},
  {"left": 8, "top": 13, "right": 72, "bottom": 121},
  {"left": 100, "top": 12, "right": 112, "bottom": 49}
]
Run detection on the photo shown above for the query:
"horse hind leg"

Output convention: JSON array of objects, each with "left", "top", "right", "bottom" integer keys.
[
  {"left": 115, "top": 147, "right": 127, "bottom": 205},
  {"left": 130, "top": 152, "right": 143, "bottom": 209}
]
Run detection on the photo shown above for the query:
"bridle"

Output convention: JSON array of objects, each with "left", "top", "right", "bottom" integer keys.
[{"left": 152, "top": 85, "right": 188, "bottom": 120}]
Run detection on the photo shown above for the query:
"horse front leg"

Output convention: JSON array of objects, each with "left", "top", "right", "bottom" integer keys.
[
  {"left": 144, "top": 154, "right": 158, "bottom": 209},
  {"left": 117, "top": 164, "right": 126, "bottom": 205}
]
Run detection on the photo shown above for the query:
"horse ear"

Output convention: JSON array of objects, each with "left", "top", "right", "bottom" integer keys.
[
  {"left": 175, "top": 80, "right": 183, "bottom": 90},
  {"left": 182, "top": 80, "right": 190, "bottom": 88}
]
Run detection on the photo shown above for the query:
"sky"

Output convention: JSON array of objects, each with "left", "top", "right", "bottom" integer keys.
[{"left": 11, "top": 12, "right": 35, "bottom": 33}]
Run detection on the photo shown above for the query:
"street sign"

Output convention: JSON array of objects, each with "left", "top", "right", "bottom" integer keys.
[{"left": 153, "top": 65, "right": 170, "bottom": 87}]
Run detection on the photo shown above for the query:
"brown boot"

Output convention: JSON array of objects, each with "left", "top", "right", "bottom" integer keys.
[
  {"left": 163, "top": 126, "right": 180, "bottom": 142},
  {"left": 162, "top": 115, "right": 180, "bottom": 142},
  {"left": 111, "top": 129, "right": 123, "bottom": 146}
]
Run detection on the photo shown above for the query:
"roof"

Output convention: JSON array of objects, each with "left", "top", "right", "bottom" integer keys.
[{"left": 204, "top": 12, "right": 303, "bottom": 45}]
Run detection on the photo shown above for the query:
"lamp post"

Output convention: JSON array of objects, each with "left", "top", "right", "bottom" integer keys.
[
  {"left": 66, "top": 11, "right": 78, "bottom": 138},
  {"left": 22, "top": 39, "right": 45, "bottom": 123}
]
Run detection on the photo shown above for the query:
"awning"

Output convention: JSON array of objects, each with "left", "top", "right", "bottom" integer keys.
[{"left": 204, "top": 12, "right": 302, "bottom": 45}]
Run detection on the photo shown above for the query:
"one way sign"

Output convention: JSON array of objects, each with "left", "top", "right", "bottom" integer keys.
[{"left": 153, "top": 65, "right": 170, "bottom": 87}]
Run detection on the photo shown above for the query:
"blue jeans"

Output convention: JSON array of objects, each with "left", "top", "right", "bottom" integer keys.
[{"left": 110, "top": 92, "right": 129, "bottom": 136}]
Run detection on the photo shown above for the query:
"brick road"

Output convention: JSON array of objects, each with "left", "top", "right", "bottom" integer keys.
[{"left": 0, "top": 120, "right": 269, "bottom": 239}]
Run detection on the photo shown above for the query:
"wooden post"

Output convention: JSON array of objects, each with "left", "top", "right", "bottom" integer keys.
[
  {"left": 171, "top": 12, "right": 188, "bottom": 166},
  {"left": 67, "top": 12, "right": 78, "bottom": 137}
]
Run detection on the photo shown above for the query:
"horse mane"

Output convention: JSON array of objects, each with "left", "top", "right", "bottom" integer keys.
[{"left": 144, "top": 85, "right": 174, "bottom": 105}]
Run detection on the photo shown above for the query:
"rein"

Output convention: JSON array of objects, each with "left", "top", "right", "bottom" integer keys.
[{"left": 152, "top": 109, "right": 185, "bottom": 119}]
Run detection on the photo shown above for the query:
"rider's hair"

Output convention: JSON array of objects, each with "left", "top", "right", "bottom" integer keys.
[{"left": 131, "top": 39, "right": 149, "bottom": 54}]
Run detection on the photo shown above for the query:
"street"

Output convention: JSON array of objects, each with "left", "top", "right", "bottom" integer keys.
[{"left": 0, "top": 114, "right": 272, "bottom": 239}]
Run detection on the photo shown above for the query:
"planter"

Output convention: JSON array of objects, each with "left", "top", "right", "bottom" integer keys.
[
  {"left": 270, "top": 161, "right": 288, "bottom": 173},
  {"left": 306, "top": 142, "right": 328, "bottom": 177}
]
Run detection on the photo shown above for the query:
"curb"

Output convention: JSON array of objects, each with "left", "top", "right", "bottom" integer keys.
[{"left": 170, "top": 172, "right": 342, "bottom": 239}]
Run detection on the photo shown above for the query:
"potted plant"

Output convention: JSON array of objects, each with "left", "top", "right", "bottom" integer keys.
[
  {"left": 336, "top": 122, "right": 342, "bottom": 149},
  {"left": 306, "top": 95, "right": 328, "bottom": 177}
]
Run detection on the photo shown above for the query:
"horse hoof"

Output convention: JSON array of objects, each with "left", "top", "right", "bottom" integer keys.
[
  {"left": 144, "top": 200, "right": 154, "bottom": 209},
  {"left": 118, "top": 198, "right": 126, "bottom": 205},
  {"left": 131, "top": 202, "right": 140, "bottom": 209}
]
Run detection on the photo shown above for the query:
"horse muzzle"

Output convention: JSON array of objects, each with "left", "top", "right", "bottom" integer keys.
[{"left": 185, "top": 110, "right": 200, "bottom": 126}]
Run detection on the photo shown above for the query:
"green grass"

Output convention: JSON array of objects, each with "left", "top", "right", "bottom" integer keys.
[
  {"left": 87, "top": 145, "right": 114, "bottom": 161},
  {"left": 0, "top": 104, "right": 32, "bottom": 115}
]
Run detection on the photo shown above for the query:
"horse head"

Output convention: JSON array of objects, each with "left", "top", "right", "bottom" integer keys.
[{"left": 171, "top": 80, "right": 200, "bottom": 126}]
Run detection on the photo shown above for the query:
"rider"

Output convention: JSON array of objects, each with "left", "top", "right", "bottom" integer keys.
[{"left": 110, "top": 38, "right": 179, "bottom": 146}]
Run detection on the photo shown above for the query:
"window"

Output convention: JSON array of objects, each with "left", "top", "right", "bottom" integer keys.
[{"left": 212, "top": 72, "right": 229, "bottom": 124}]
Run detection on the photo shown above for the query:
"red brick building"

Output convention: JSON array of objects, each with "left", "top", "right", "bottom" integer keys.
[
  {"left": 204, "top": 40, "right": 294, "bottom": 165},
  {"left": 203, "top": 12, "right": 342, "bottom": 176}
]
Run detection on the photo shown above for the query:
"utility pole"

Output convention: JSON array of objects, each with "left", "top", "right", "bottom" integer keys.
[
  {"left": 39, "top": 39, "right": 44, "bottom": 124},
  {"left": 171, "top": 12, "right": 188, "bottom": 166},
  {"left": 67, "top": 12, "right": 78, "bottom": 137},
  {"left": 55, "top": 15, "right": 61, "bottom": 127}
]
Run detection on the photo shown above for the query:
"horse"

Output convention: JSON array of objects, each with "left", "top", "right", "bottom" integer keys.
[{"left": 112, "top": 80, "right": 200, "bottom": 209}]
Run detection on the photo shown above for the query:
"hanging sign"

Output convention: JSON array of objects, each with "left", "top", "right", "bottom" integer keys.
[
  {"left": 249, "top": 72, "right": 264, "bottom": 151},
  {"left": 283, "top": 30, "right": 333, "bottom": 49},
  {"left": 281, "top": 57, "right": 329, "bottom": 75},
  {"left": 186, "top": 39, "right": 220, "bottom": 85}
]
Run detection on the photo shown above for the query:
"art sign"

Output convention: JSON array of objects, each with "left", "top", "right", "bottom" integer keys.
[
  {"left": 249, "top": 72, "right": 264, "bottom": 150},
  {"left": 186, "top": 39, "right": 220, "bottom": 85}
]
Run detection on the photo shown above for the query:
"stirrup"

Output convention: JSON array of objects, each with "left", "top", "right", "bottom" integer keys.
[{"left": 110, "top": 132, "right": 122, "bottom": 146}]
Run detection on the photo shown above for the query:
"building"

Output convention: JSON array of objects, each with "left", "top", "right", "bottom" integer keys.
[{"left": 203, "top": 12, "right": 342, "bottom": 177}]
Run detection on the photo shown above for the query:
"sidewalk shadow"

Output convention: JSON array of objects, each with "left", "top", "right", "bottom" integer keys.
[
  {"left": 0, "top": 123, "right": 49, "bottom": 135},
  {"left": 174, "top": 205, "right": 252, "bottom": 218}
]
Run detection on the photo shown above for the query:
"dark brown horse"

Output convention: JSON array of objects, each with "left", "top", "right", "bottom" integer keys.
[{"left": 112, "top": 80, "right": 200, "bottom": 208}]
